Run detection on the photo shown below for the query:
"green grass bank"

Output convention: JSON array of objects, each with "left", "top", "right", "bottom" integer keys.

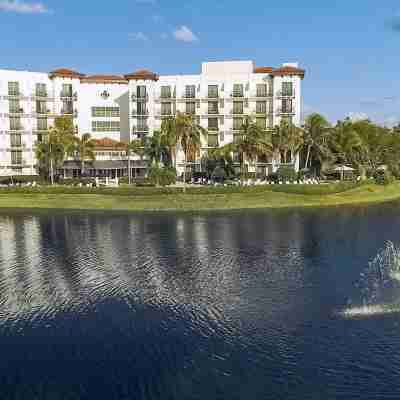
[{"left": 0, "top": 182, "right": 399, "bottom": 212}]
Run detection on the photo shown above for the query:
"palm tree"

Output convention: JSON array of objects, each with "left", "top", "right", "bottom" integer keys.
[
  {"left": 145, "top": 130, "right": 168, "bottom": 167},
  {"left": 303, "top": 113, "right": 331, "bottom": 169},
  {"left": 174, "top": 112, "right": 207, "bottom": 191},
  {"left": 230, "top": 117, "right": 273, "bottom": 178},
  {"left": 73, "top": 133, "right": 96, "bottom": 176},
  {"left": 126, "top": 139, "right": 145, "bottom": 184},
  {"left": 161, "top": 117, "right": 178, "bottom": 168},
  {"left": 35, "top": 128, "right": 65, "bottom": 184}
]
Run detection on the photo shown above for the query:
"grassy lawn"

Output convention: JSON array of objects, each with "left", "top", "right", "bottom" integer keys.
[{"left": 0, "top": 182, "right": 399, "bottom": 212}]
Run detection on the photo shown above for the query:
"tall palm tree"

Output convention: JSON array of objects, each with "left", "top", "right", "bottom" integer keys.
[
  {"left": 303, "top": 113, "right": 331, "bottom": 169},
  {"left": 145, "top": 130, "right": 168, "bottom": 167},
  {"left": 174, "top": 112, "right": 207, "bottom": 191},
  {"left": 73, "top": 133, "right": 96, "bottom": 176},
  {"left": 127, "top": 139, "right": 145, "bottom": 184},
  {"left": 232, "top": 117, "right": 273, "bottom": 178},
  {"left": 161, "top": 117, "right": 178, "bottom": 168},
  {"left": 35, "top": 128, "right": 65, "bottom": 184}
]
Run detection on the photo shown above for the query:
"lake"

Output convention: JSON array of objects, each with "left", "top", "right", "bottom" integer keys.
[{"left": 1, "top": 205, "right": 400, "bottom": 399}]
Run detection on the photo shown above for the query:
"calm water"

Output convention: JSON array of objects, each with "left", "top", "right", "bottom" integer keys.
[{"left": 1, "top": 205, "right": 400, "bottom": 399}]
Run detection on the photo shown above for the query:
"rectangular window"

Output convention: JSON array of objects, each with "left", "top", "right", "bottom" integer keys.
[
  {"left": 233, "top": 117, "right": 243, "bottom": 130},
  {"left": 137, "top": 117, "right": 148, "bottom": 131},
  {"left": 8, "top": 82, "right": 19, "bottom": 96},
  {"left": 161, "top": 102, "right": 172, "bottom": 115},
  {"left": 62, "top": 100, "right": 73, "bottom": 114},
  {"left": 208, "top": 118, "right": 219, "bottom": 131},
  {"left": 61, "top": 84, "right": 73, "bottom": 98},
  {"left": 208, "top": 134, "right": 218, "bottom": 147},
  {"left": 256, "top": 101, "right": 267, "bottom": 114},
  {"left": 91, "top": 107, "right": 120, "bottom": 117},
  {"left": 282, "top": 99, "right": 293, "bottom": 113},
  {"left": 92, "top": 121, "right": 120, "bottom": 132},
  {"left": 10, "top": 134, "right": 22, "bottom": 147},
  {"left": 282, "top": 82, "right": 293, "bottom": 96},
  {"left": 9, "top": 99, "right": 20, "bottom": 114},
  {"left": 185, "top": 85, "right": 196, "bottom": 98},
  {"left": 161, "top": 86, "right": 171, "bottom": 99},
  {"left": 36, "top": 83, "right": 47, "bottom": 97},
  {"left": 233, "top": 84, "right": 244, "bottom": 98},
  {"left": 185, "top": 102, "right": 196, "bottom": 114},
  {"left": 37, "top": 117, "right": 47, "bottom": 131},
  {"left": 10, "top": 117, "right": 21, "bottom": 131},
  {"left": 256, "top": 84, "right": 267, "bottom": 97},
  {"left": 136, "top": 102, "right": 147, "bottom": 116},
  {"left": 11, "top": 150, "right": 22, "bottom": 165},
  {"left": 256, "top": 117, "right": 266, "bottom": 129},
  {"left": 233, "top": 102, "right": 244, "bottom": 114},
  {"left": 208, "top": 101, "right": 219, "bottom": 114},
  {"left": 36, "top": 100, "right": 47, "bottom": 114},
  {"left": 137, "top": 86, "right": 147, "bottom": 99},
  {"left": 208, "top": 85, "right": 218, "bottom": 98}
]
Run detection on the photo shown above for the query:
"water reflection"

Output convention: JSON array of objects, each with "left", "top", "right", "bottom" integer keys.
[{"left": 1, "top": 206, "right": 400, "bottom": 399}]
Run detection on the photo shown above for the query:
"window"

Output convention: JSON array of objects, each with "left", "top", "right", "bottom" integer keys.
[
  {"left": 256, "top": 101, "right": 267, "bottom": 114},
  {"left": 186, "top": 102, "right": 196, "bottom": 114},
  {"left": 36, "top": 83, "right": 47, "bottom": 97},
  {"left": 91, "top": 107, "right": 120, "bottom": 117},
  {"left": 256, "top": 84, "right": 267, "bottom": 97},
  {"left": 10, "top": 134, "right": 22, "bottom": 147},
  {"left": 137, "top": 118, "right": 148, "bottom": 131},
  {"left": 233, "top": 117, "right": 243, "bottom": 130},
  {"left": 233, "top": 84, "right": 244, "bottom": 97},
  {"left": 92, "top": 121, "right": 120, "bottom": 132},
  {"left": 256, "top": 117, "right": 266, "bottom": 129},
  {"left": 233, "top": 102, "right": 243, "bottom": 114},
  {"left": 9, "top": 100, "right": 21, "bottom": 114},
  {"left": 37, "top": 117, "right": 47, "bottom": 131},
  {"left": 36, "top": 100, "right": 47, "bottom": 114},
  {"left": 62, "top": 100, "right": 73, "bottom": 114},
  {"left": 135, "top": 102, "right": 146, "bottom": 116},
  {"left": 8, "top": 82, "right": 19, "bottom": 96},
  {"left": 282, "top": 82, "right": 293, "bottom": 96},
  {"left": 61, "top": 84, "right": 73, "bottom": 98},
  {"left": 208, "top": 101, "right": 219, "bottom": 114},
  {"left": 161, "top": 102, "right": 172, "bottom": 115},
  {"left": 185, "top": 85, "right": 196, "bottom": 98},
  {"left": 208, "top": 134, "right": 218, "bottom": 147},
  {"left": 10, "top": 117, "right": 21, "bottom": 131},
  {"left": 11, "top": 151, "right": 22, "bottom": 165},
  {"left": 137, "top": 86, "right": 147, "bottom": 99},
  {"left": 208, "top": 118, "right": 219, "bottom": 131},
  {"left": 282, "top": 99, "right": 293, "bottom": 113},
  {"left": 161, "top": 86, "right": 171, "bottom": 99},
  {"left": 208, "top": 85, "right": 218, "bottom": 98}
]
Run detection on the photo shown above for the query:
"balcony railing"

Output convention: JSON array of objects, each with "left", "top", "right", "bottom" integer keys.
[
  {"left": 60, "top": 91, "right": 73, "bottom": 98},
  {"left": 132, "top": 94, "right": 149, "bottom": 101},
  {"left": 277, "top": 90, "right": 295, "bottom": 98},
  {"left": 255, "top": 91, "right": 273, "bottom": 98},
  {"left": 9, "top": 126, "right": 24, "bottom": 132},
  {"left": 208, "top": 109, "right": 219, "bottom": 115},
  {"left": 182, "top": 93, "right": 196, "bottom": 99},
  {"left": 207, "top": 93, "right": 219, "bottom": 99},
  {"left": 231, "top": 92, "right": 244, "bottom": 98},
  {"left": 230, "top": 109, "right": 244, "bottom": 115},
  {"left": 35, "top": 92, "right": 48, "bottom": 98},
  {"left": 135, "top": 126, "right": 149, "bottom": 132},
  {"left": 132, "top": 110, "right": 149, "bottom": 116},
  {"left": 9, "top": 108, "right": 24, "bottom": 115},
  {"left": 277, "top": 108, "right": 295, "bottom": 115}
]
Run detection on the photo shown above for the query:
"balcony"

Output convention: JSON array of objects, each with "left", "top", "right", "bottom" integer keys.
[
  {"left": 277, "top": 108, "right": 295, "bottom": 115},
  {"left": 255, "top": 91, "right": 273, "bottom": 98},
  {"left": 8, "top": 126, "right": 24, "bottom": 132},
  {"left": 230, "top": 109, "right": 244, "bottom": 115},
  {"left": 277, "top": 90, "right": 295, "bottom": 98},
  {"left": 207, "top": 93, "right": 219, "bottom": 100},
  {"left": 9, "top": 108, "right": 24, "bottom": 115},
  {"left": 207, "top": 109, "right": 220, "bottom": 115},
  {"left": 131, "top": 110, "right": 149, "bottom": 117},
  {"left": 182, "top": 93, "right": 196, "bottom": 99},
  {"left": 231, "top": 92, "right": 244, "bottom": 98},
  {"left": 134, "top": 126, "right": 149, "bottom": 133},
  {"left": 131, "top": 94, "right": 149, "bottom": 101}
]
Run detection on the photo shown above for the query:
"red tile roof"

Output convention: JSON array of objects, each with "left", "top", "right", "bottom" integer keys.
[
  {"left": 254, "top": 66, "right": 274, "bottom": 74},
  {"left": 49, "top": 68, "right": 85, "bottom": 79},
  {"left": 81, "top": 75, "right": 128, "bottom": 84},
  {"left": 124, "top": 69, "right": 159, "bottom": 81},
  {"left": 94, "top": 138, "right": 128, "bottom": 149},
  {"left": 271, "top": 66, "right": 305, "bottom": 79}
]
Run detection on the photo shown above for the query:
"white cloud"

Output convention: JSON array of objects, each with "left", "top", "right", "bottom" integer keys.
[
  {"left": 347, "top": 112, "right": 369, "bottom": 122},
  {"left": 0, "top": 0, "right": 50, "bottom": 13},
  {"left": 173, "top": 25, "right": 198, "bottom": 42},
  {"left": 383, "top": 115, "right": 399, "bottom": 128},
  {"left": 129, "top": 32, "right": 149, "bottom": 41}
]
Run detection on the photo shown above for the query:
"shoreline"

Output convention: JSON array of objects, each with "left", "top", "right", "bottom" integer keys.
[{"left": 0, "top": 183, "right": 399, "bottom": 214}]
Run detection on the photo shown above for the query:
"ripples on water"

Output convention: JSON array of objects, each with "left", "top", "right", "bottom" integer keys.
[{"left": 0, "top": 207, "right": 400, "bottom": 399}]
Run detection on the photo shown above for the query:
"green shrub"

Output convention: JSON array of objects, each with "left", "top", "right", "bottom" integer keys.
[
  {"left": 374, "top": 170, "right": 395, "bottom": 185},
  {"left": 271, "top": 181, "right": 361, "bottom": 195},
  {"left": 277, "top": 166, "right": 297, "bottom": 182},
  {"left": 59, "top": 178, "right": 96, "bottom": 186},
  {"left": 0, "top": 175, "right": 45, "bottom": 185},
  {"left": 148, "top": 166, "right": 176, "bottom": 186}
]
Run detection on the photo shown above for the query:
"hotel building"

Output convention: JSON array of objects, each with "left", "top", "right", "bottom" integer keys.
[{"left": 0, "top": 60, "right": 305, "bottom": 178}]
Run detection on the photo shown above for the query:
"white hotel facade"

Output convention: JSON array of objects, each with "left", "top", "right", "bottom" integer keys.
[{"left": 0, "top": 60, "right": 305, "bottom": 178}]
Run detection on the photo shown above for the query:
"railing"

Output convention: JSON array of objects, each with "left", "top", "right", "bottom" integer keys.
[
  {"left": 230, "top": 109, "right": 244, "bottom": 115},
  {"left": 208, "top": 109, "right": 219, "bottom": 115},
  {"left": 136, "top": 126, "right": 149, "bottom": 132},
  {"left": 9, "top": 108, "right": 24, "bottom": 114},
  {"left": 8, "top": 126, "right": 24, "bottom": 132},
  {"left": 277, "top": 108, "right": 295, "bottom": 115},
  {"left": 131, "top": 110, "right": 149, "bottom": 116},
  {"left": 182, "top": 93, "right": 196, "bottom": 99},
  {"left": 207, "top": 126, "right": 219, "bottom": 132},
  {"left": 60, "top": 91, "right": 73, "bottom": 98},
  {"left": 255, "top": 92, "right": 273, "bottom": 98},
  {"left": 231, "top": 92, "right": 244, "bottom": 98},
  {"left": 207, "top": 93, "right": 219, "bottom": 99},
  {"left": 277, "top": 90, "right": 295, "bottom": 98},
  {"left": 131, "top": 94, "right": 149, "bottom": 101},
  {"left": 35, "top": 92, "right": 48, "bottom": 98}
]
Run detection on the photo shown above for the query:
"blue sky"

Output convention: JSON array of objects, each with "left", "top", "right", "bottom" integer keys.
[{"left": 0, "top": 0, "right": 399, "bottom": 126}]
